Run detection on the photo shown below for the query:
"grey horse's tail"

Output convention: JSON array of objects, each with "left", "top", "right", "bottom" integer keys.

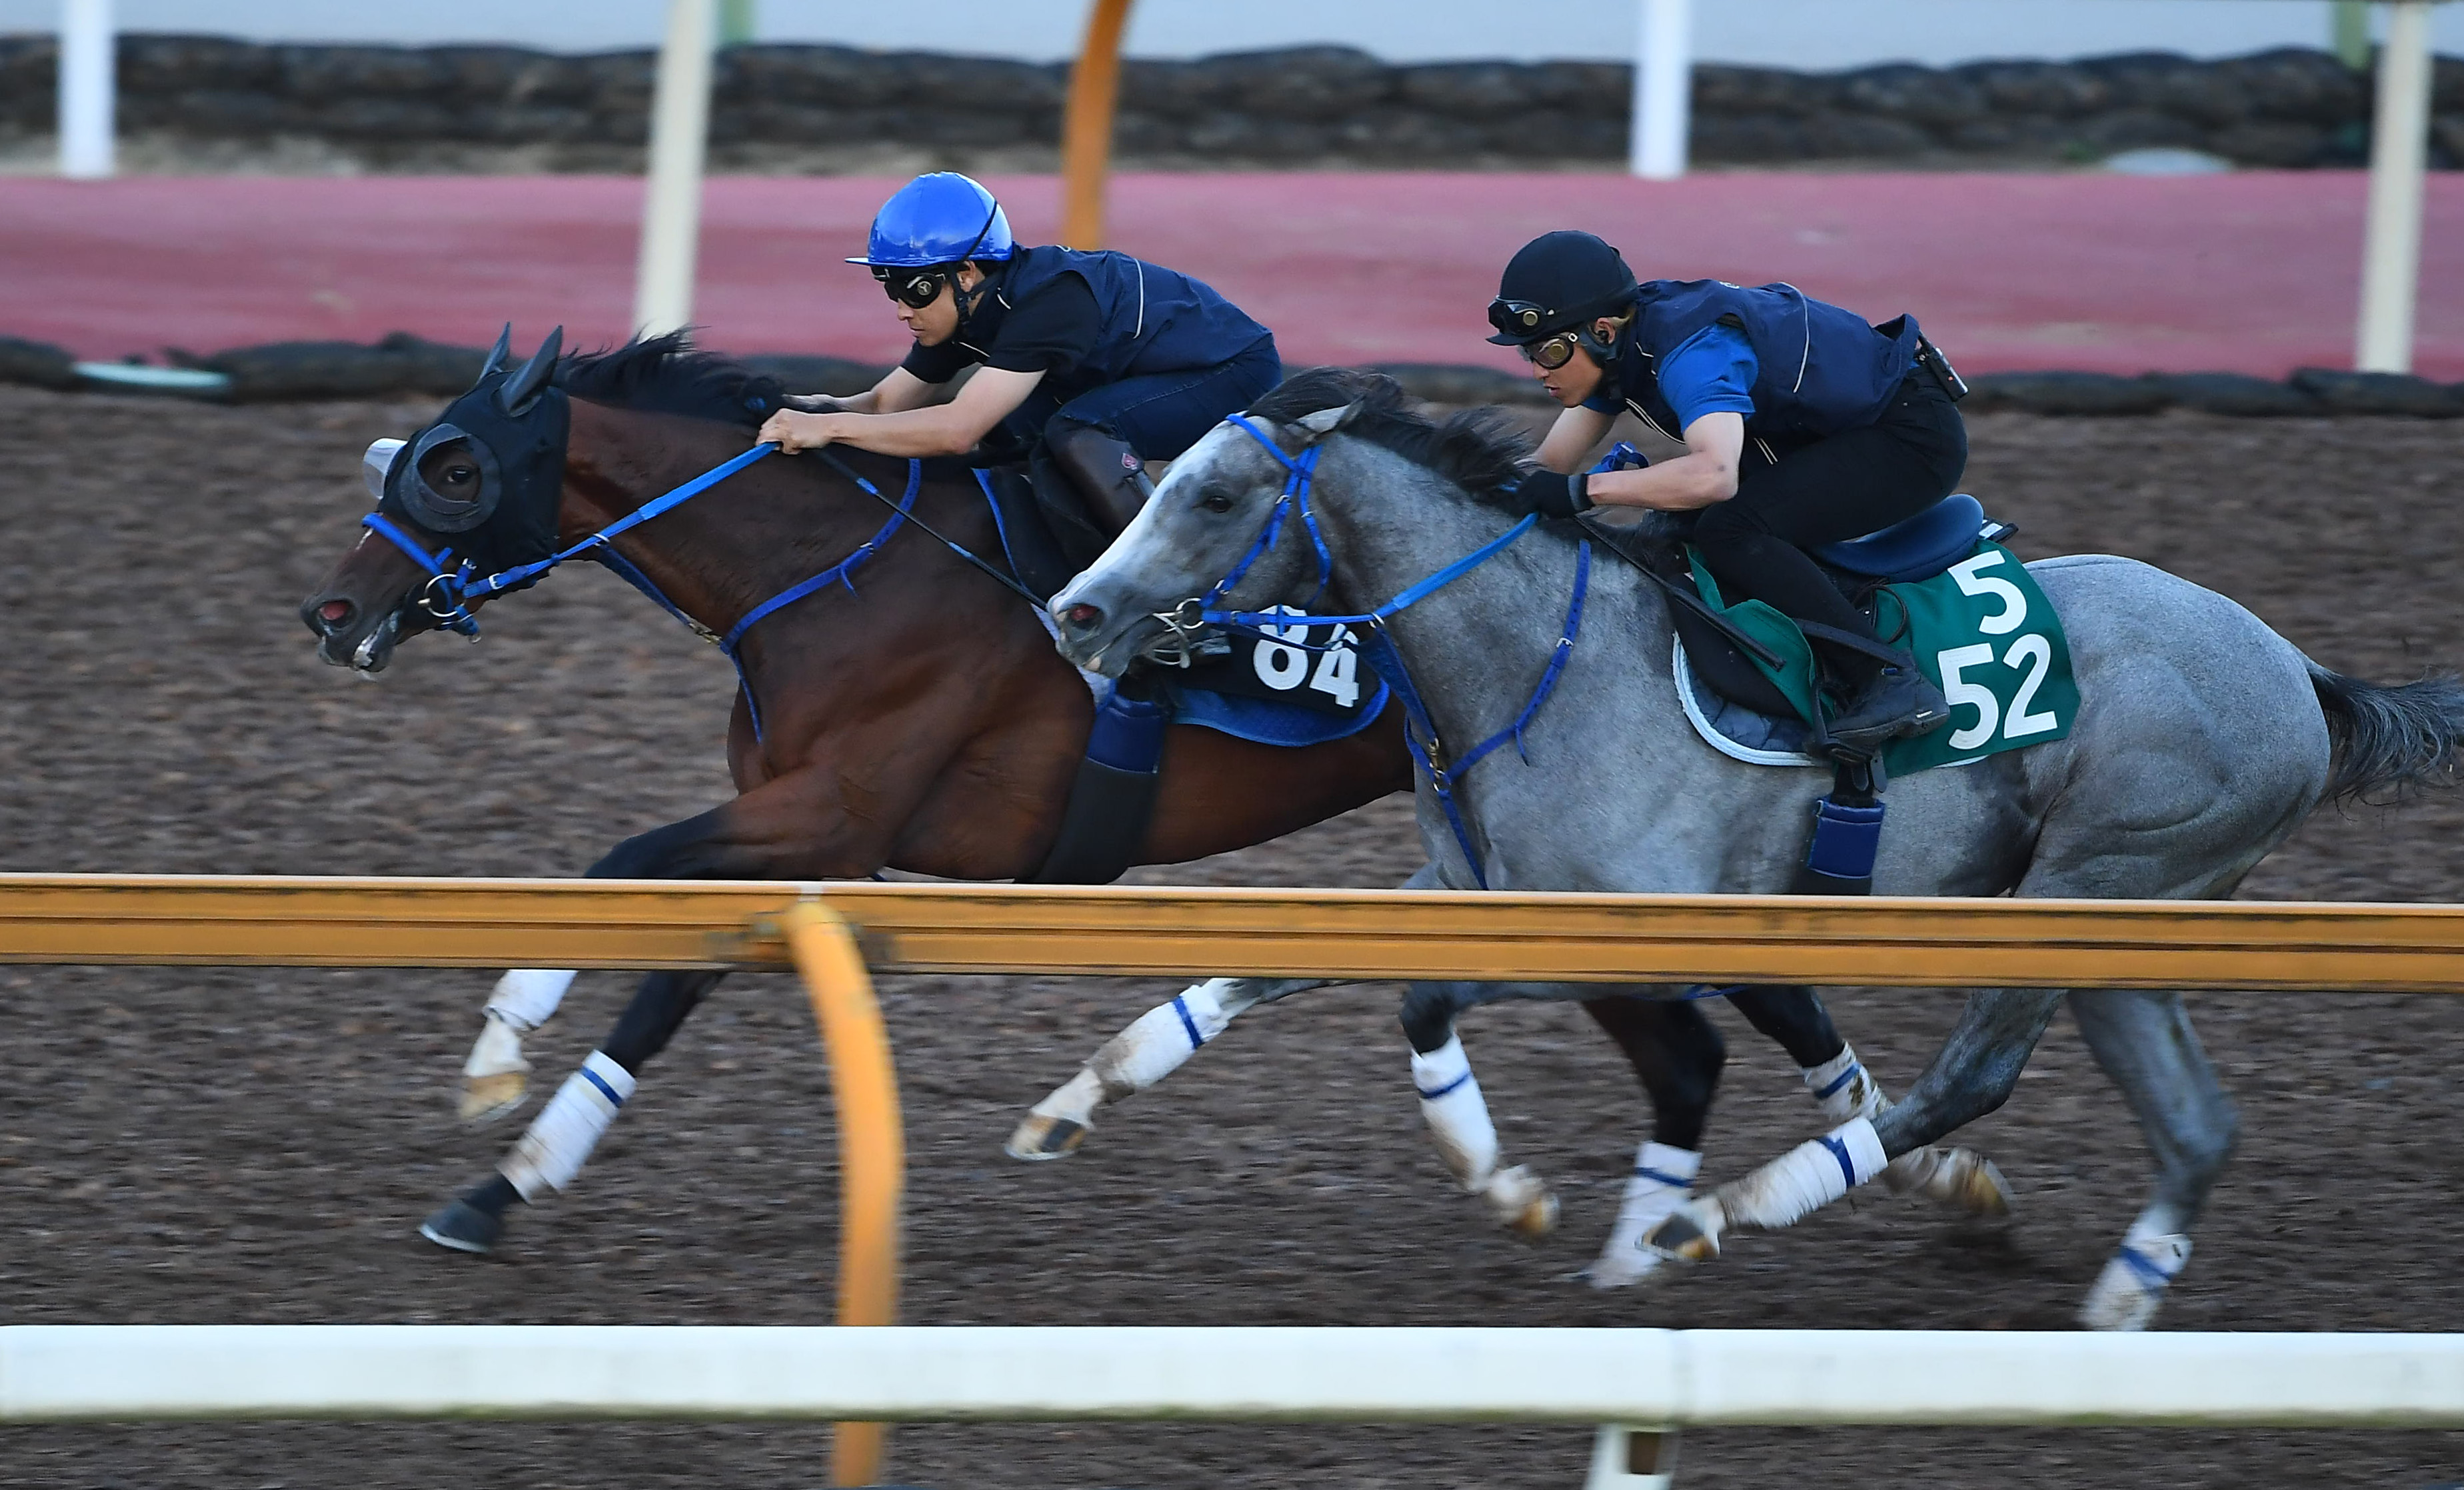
[{"left": 2307, "top": 661, "right": 2464, "bottom": 803}]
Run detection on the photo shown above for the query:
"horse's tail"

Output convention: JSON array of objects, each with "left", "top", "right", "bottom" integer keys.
[{"left": 2307, "top": 661, "right": 2464, "bottom": 803}]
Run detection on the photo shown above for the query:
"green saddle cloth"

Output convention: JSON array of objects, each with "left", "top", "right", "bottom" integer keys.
[{"left": 1687, "top": 541, "right": 2080, "bottom": 775}]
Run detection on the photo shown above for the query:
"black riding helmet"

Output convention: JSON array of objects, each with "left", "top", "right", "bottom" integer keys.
[{"left": 1486, "top": 230, "right": 1640, "bottom": 354}]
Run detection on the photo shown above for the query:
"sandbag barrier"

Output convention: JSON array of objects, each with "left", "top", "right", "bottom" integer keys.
[
  {"left": 0, "top": 34, "right": 2459, "bottom": 170},
  {"left": 3, "top": 333, "right": 2460, "bottom": 417}
]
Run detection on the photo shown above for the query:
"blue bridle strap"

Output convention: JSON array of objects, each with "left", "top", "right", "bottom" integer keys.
[
  {"left": 1199, "top": 413, "right": 1586, "bottom": 890},
  {"left": 357, "top": 441, "right": 928, "bottom": 744}
]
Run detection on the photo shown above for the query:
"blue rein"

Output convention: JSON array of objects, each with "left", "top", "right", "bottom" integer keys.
[
  {"left": 1198, "top": 414, "right": 1591, "bottom": 890},
  {"left": 359, "top": 441, "right": 922, "bottom": 741}
]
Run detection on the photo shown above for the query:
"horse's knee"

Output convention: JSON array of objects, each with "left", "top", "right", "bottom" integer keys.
[{"left": 1398, "top": 983, "right": 1462, "bottom": 1054}]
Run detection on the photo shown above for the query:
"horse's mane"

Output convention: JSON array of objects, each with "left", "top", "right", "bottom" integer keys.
[
  {"left": 557, "top": 332, "right": 784, "bottom": 430},
  {"left": 1248, "top": 367, "right": 1535, "bottom": 510}
]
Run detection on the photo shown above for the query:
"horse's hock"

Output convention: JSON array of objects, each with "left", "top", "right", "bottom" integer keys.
[{"left": 0, "top": 34, "right": 2457, "bottom": 171}]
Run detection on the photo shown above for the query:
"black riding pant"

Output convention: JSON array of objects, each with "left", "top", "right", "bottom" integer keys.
[{"left": 1692, "top": 372, "right": 1967, "bottom": 691}]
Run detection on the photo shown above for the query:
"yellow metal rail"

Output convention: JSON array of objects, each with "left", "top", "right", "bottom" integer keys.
[{"left": 6, "top": 873, "right": 2464, "bottom": 991}]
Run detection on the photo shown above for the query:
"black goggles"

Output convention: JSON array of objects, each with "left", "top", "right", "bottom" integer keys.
[
  {"left": 875, "top": 266, "right": 950, "bottom": 309},
  {"left": 1487, "top": 297, "right": 1555, "bottom": 340},
  {"left": 1517, "top": 332, "right": 1585, "bottom": 371}
]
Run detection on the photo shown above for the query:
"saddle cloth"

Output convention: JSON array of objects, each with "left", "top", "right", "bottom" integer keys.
[{"left": 1590, "top": 495, "right": 2079, "bottom": 776}]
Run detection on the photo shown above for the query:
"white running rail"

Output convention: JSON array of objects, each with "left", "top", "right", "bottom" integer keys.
[{"left": 9, "top": 1325, "right": 2464, "bottom": 1427}]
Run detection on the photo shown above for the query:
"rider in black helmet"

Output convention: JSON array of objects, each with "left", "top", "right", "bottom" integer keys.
[{"left": 1491, "top": 229, "right": 1965, "bottom": 749}]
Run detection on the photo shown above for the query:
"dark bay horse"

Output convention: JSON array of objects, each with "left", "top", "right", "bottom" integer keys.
[{"left": 296, "top": 333, "right": 1957, "bottom": 1261}]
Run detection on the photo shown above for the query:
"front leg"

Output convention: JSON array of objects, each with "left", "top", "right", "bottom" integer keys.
[{"left": 1005, "top": 977, "right": 1332, "bottom": 1159}]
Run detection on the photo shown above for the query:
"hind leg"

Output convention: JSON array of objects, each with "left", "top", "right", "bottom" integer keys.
[
  {"left": 421, "top": 967, "right": 728, "bottom": 1254},
  {"left": 1649, "top": 986, "right": 2059, "bottom": 1263},
  {"left": 459, "top": 968, "right": 579, "bottom": 1125},
  {"left": 1576, "top": 994, "right": 1722, "bottom": 1287},
  {"left": 1005, "top": 977, "right": 1332, "bottom": 1159},
  {"left": 2069, "top": 988, "right": 2237, "bottom": 1330},
  {"left": 1728, "top": 983, "right": 2013, "bottom": 1216}
]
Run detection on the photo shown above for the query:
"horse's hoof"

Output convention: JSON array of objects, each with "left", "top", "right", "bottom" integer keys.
[
  {"left": 1883, "top": 1145, "right": 2015, "bottom": 1218},
  {"left": 460, "top": 1070, "right": 530, "bottom": 1127},
  {"left": 1482, "top": 1165, "right": 1558, "bottom": 1239},
  {"left": 1004, "top": 1113, "right": 1088, "bottom": 1162},
  {"left": 1644, "top": 1199, "right": 1725, "bottom": 1263},
  {"left": 1574, "top": 1245, "right": 1673, "bottom": 1290},
  {"left": 2079, "top": 1233, "right": 2191, "bottom": 1331},
  {"left": 419, "top": 1198, "right": 503, "bottom": 1255}
]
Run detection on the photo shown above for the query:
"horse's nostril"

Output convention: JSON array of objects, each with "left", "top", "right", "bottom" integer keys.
[
  {"left": 318, "top": 600, "right": 353, "bottom": 625},
  {"left": 1064, "top": 603, "right": 1103, "bottom": 629}
]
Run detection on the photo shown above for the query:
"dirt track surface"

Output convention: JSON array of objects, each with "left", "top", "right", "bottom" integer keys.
[{"left": 3, "top": 386, "right": 2463, "bottom": 1488}]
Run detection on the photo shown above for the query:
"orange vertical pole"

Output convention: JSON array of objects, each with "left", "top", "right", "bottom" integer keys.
[
  {"left": 1062, "top": 0, "right": 1135, "bottom": 248},
  {"left": 781, "top": 901, "right": 905, "bottom": 1488}
]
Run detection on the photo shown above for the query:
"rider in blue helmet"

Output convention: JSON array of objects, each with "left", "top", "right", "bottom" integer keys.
[
  {"left": 757, "top": 171, "right": 1280, "bottom": 530},
  {"left": 1492, "top": 230, "right": 1969, "bottom": 750}
]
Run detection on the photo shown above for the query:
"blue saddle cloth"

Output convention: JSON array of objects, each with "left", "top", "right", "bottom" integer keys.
[{"left": 1166, "top": 677, "right": 1389, "bottom": 748}]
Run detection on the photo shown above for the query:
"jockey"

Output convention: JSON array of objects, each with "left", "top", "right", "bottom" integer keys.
[
  {"left": 756, "top": 171, "right": 1281, "bottom": 529},
  {"left": 1492, "top": 229, "right": 1964, "bottom": 749}
]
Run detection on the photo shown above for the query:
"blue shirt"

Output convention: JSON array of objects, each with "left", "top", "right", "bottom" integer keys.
[{"left": 1584, "top": 321, "right": 1760, "bottom": 432}]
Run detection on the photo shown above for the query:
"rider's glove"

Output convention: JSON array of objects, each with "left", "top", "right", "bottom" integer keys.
[{"left": 1516, "top": 469, "right": 1592, "bottom": 521}]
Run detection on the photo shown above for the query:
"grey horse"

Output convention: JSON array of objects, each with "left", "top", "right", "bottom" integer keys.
[{"left": 1046, "top": 368, "right": 2463, "bottom": 1329}]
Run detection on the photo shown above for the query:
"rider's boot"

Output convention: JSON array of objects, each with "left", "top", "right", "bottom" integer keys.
[
  {"left": 1047, "top": 422, "right": 1155, "bottom": 534},
  {"left": 1822, "top": 663, "right": 1951, "bottom": 749}
]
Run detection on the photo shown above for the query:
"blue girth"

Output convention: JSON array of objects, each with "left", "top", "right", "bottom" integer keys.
[
  {"left": 1197, "top": 414, "right": 1591, "bottom": 890},
  {"left": 359, "top": 442, "right": 922, "bottom": 741}
]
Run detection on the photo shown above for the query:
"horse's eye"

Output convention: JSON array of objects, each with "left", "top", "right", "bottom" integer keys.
[
  {"left": 1200, "top": 491, "right": 1234, "bottom": 513},
  {"left": 446, "top": 465, "right": 476, "bottom": 484}
]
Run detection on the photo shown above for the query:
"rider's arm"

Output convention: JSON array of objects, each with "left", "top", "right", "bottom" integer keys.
[
  {"left": 786, "top": 367, "right": 940, "bottom": 415},
  {"left": 1535, "top": 405, "right": 1617, "bottom": 473},
  {"left": 1582, "top": 411, "right": 1743, "bottom": 511},
  {"left": 757, "top": 367, "right": 1047, "bottom": 458}
]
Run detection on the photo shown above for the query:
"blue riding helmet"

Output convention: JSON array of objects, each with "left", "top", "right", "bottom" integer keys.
[{"left": 847, "top": 172, "right": 1016, "bottom": 269}]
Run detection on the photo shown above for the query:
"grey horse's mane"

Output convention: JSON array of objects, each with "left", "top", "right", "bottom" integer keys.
[{"left": 1249, "top": 368, "right": 1536, "bottom": 510}]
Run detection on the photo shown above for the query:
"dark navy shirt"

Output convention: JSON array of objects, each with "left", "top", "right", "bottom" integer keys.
[{"left": 1582, "top": 321, "right": 1760, "bottom": 431}]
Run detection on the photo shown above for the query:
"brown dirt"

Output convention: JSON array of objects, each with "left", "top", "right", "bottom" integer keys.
[{"left": 2, "top": 387, "right": 2463, "bottom": 1489}]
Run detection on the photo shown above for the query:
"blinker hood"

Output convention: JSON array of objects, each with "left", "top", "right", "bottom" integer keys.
[{"left": 375, "top": 368, "right": 571, "bottom": 585}]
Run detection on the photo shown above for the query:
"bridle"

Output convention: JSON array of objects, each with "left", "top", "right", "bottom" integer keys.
[{"left": 1151, "top": 413, "right": 1593, "bottom": 889}]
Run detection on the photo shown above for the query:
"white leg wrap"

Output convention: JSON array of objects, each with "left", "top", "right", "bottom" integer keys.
[
  {"left": 1583, "top": 1142, "right": 1702, "bottom": 1289},
  {"left": 501, "top": 1051, "right": 634, "bottom": 1201},
  {"left": 1719, "top": 1117, "right": 1887, "bottom": 1231},
  {"left": 1087, "top": 981, "right": 1230, "bottom": 1099},
  {"left": 485, "top": 968, "right": 577, "bottom": 1032},
  {"left": 1411, "top": 1034, "right": 1498, "bottom": 1190},
  {"left": 1802, "top": 1043, "right": 1885, "bottom": 1123},
  {"left": 2081, "top": 1213, "right": 2193, "bottom": 1332}
]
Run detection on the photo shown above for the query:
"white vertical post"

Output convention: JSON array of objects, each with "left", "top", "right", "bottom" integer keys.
[
  {"left": 57, "top": 0, "right": 114, "bottom": 180},
  {"left": 635, "top": 0, "right": 716, "bottom": 337},
  {"left": 2355, "top": 0, "right": 2434, "bottom": 373},
  {"left": 1585, "top": 1423, "right": 1678, "bottom": 1489},
  {"left": 1630, "top": 0, "right": 1692, "bottom": 180}
]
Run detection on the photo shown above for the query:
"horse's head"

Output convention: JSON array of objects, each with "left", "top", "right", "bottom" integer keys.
[
  {"left": 299, "top": 325, "right": 569, "bottom": 672},
  {"left": 1052, "top": 368, "right": 1534, "bottom": 676}
]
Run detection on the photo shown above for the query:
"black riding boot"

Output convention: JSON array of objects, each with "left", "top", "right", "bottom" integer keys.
[
  {"left": 1046, "top": 423, "right": 1155, "bottom": 534},
  {"left": 1822, "top": 662, "right": 1952, "bottom": 748}
]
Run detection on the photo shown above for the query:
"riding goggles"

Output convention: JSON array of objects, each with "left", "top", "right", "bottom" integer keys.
[
  {"left": 876, "top": 265, "right": 950, "bottom": 309},
  {"left": 1487, "top": 297, "right": 1556, "bottom": 340},
  {"left": 1517, "top": 332, "right": 1585, "bottom": 371}
]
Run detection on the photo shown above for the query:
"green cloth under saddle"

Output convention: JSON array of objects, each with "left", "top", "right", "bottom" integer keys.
[{"left": 1687, "top": 541, "right": 2079, "bottom": 775}]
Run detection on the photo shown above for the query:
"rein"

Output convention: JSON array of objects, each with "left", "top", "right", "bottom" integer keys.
[
  {"left": 359, "top": 440, "right": 928, "bottom": 742},
  {"left": 1176, "top": 413, "right": 1592, "bottom": 889}
]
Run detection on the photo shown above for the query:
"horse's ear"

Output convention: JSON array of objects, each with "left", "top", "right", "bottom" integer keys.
[
  {"left": 498, "top": 325, "right": 563, "bottom": 415},
  {"left": 473, "top": 323, "right": 513, "bottom": 387},
  {"left": 1292, "top": 401, "right": 1366, "bottom": 441}
]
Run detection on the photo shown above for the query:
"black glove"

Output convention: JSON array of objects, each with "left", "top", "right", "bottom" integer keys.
[{"left": 1516, "top": 469, "right": 1592, "bottom": 520}]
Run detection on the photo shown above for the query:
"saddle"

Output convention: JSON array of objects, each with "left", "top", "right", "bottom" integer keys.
[{"left": 1582, "top": 494, "right": 2011, "bottom": 721}]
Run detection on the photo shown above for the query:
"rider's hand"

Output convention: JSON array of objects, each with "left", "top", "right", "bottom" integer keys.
[
  {"left": 757, "top": 408, "right": 838, "bottom": 453},
  {"left": 1515, "top": 469, "right": 1592, "bottom": 520}
]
